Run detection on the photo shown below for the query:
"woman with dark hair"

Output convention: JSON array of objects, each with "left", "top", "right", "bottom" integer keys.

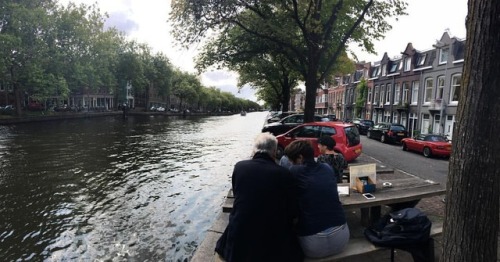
[
  {"left": 284, "top": 140, "right": 349, "bottom": 258},
  {"left": 316, "top": 135, "right": 348, "bottom": 183}
]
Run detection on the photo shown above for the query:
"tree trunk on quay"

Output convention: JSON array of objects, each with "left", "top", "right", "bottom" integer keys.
[
  {"left": 303, "top": 78, "right": 318, "bottom": 123},
  {"left": 282, "top": 82, "right": 290, "bottom": 113},
  {"left": 441, "top": 0, "right": 500, "bottom": 261}
]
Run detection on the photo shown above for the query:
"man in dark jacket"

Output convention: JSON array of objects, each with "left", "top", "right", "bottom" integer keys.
[{"left": 215, "top": 133, "right": 303, "bottom": 262}]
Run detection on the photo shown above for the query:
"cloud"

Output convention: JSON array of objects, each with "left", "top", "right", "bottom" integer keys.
[
  {"left": 200, "top": 70, "right": 257, "bottom": 101},
  {"left": 105, "top": 11, "right": 139, "bottom": 33}
]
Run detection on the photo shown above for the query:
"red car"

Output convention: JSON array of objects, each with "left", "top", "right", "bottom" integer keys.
[
  {"left": 401, "top": 134, "right": 451, "bottom": 158},
  {"left": 275, "top": 121, "right": 362, "bottom": 162}
]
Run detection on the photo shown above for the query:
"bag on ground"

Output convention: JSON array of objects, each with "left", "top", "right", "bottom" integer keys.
[{"left": 364, "top": 207, "right": 431, "bottom": 247}]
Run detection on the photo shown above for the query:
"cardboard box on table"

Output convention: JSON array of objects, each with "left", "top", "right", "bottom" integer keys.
[{"left": 349, "top": 164, "right": 377, "bottom": 193}]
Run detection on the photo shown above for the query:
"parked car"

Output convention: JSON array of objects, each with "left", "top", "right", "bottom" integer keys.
[
  {"left": 401, "top": 134, "right": 451, "bottom": 158},
  {"left": 321, "top": 114, "right": 337, "bottom": 121},
  {"left": 367, "top": 123, "right": 408, "bottom": 143},
  {"left": 265, "top": 111, "right": 298, "bottom": 124},
  {"left": 262, "top": 114, "right": 322, "bottom": 136},
  {"left": 352, "top": 118, "right": 374, "bottom": 135},
  {"left": 275, "top": 121, "right": 362, "bottom": 162}
]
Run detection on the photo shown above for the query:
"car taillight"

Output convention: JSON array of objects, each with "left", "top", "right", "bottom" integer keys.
[{"left": 387, "top": 131, "right": 393, "bottom": 136}]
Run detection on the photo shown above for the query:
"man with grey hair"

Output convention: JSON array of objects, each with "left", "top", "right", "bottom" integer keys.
[
  {"left": 215, "top": 132, "right": 303, "bottom": 262},
  {"left": 251, "top": 132, "right": 278, "bottom": 157}
]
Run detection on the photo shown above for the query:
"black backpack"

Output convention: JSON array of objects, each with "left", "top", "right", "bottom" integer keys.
[{"left": 364, "top": 207, "right": 432, "bottom": 247}]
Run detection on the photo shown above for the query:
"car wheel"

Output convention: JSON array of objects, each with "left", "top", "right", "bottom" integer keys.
[
  {"left": 402, "top": 143, "right": 408, "bottom": 151},
  {"left": 423, "top": 147, "right": 432, "bottom": 158},
  {"left": 367, "top": 131, "right": 371, "bottom": 139},
  {"left": 380, "top": 135, "right": 386, "bottom": 143},
  {"left": 276, "top": 145, "right": 285, "bottom": 160}
]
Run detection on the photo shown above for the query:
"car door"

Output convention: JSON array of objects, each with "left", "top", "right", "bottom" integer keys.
[
  {"left": 409, "top": 134, "right": 425, "bottom": 152},
  {"left": 372, "top": 124, "right": 384, "bottom": 139},
  {"left": 290, "top": 124, "right": 322, "bottom": 154}
]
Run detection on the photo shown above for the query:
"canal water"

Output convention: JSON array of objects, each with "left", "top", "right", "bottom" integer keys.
[{"left": 0, "top": 111, "right": 268, "bottom": 261}]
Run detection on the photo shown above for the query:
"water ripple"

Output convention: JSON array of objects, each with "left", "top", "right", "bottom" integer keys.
[{"left": 0, "top": 112, "right": 268, "bottom": 261}]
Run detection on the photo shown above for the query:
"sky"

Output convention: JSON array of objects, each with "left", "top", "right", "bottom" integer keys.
[{"left": 58, "top": 0, "right": 468, "bottom": 102}]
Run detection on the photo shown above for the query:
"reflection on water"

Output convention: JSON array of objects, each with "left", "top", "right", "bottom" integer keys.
[{"left": 0, "top": 112, "right": 268, "bottom": 261}]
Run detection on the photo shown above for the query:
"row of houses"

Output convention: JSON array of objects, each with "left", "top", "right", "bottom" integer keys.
[
  {"left": 291, "top": 32, "right": 464, "bottom": 141},
  {"left": 0, "top": 78, "right": 183, "bottom": 112}
]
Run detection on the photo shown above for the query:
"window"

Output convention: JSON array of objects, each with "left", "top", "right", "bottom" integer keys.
[
  {"left": 402, "top": 82, "right": 409, "bottom": 103},
  {"left": 439, "top": 48, "right": 449, "bottom": 64},
  {"left": 294, "top": 125, "right": 321, "bottom": 138},
  {"left": 321, "top": 126, "right": 337, "bottom": 136},
  {"left": 417, "top": 54, "right": 427, "bottom": 66},
  {"left": 450, "top": 74, "right": 461, "bottom": 103},
  {"left": 380, "top": 85, "right": 385, "bottom": 104},
  {"left": 386, "top": 84, "right": 392, "bottom": 104},
  {"left": 381, "top": 64, "right": 387, "bottom": 76},
  {"left": 368, "top": 88, "right": 372, "bottom": 104},
  {"left": 401, "top": 113, "right": 407, "bottom": 127},
  {"left": 384, "top": 111, "right": 391, "bottom": 122},
  {"left": 404, "top": 57, "right": 411, "bottom": 71},
  {"left": 374, "top": 86, "right": 379, "bottom": 104},
  {"left": 424, "top": 78, "right": 433, "bottom": 103},
  {"left": 436, "top": 76, "right": 445, "bottom": 100},
  {"left": 393, "top": 112, "right": 398, "bottom": 123},
  {"left": 411, "top": 81, "right": 419, "bottom": 104},
  {"left": 371, "top": 67, "right": 379, "bottom": 78},
  {"left": 394, "top": 83, "right": 400, "bottom": 104},
  {"left": 389, "top": 62, "right": 398, "bottom": 73}
]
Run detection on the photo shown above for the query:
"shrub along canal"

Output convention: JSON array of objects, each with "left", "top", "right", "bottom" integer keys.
[{"left": 0, "top": 111, "right": 268, "bottom": 261}]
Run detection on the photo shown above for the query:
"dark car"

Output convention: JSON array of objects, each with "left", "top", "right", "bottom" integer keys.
[
  {"left": 262, "top": 114, "right": 322, "bottom": 136},
  {"left": 352, "top": 118, "right": 374, "bottom": 135},
  {"left": 265, "top": 111, "right": 298, "bottom": 124},
  {"left": 275, "top": 121, "right": 362, "bottom": 162},
  {"left": 367, "top": 122, "right": 408, "bottom": 143}
]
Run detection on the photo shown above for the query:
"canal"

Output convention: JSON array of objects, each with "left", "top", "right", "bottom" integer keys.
[{"left": 0, "top": 111, "right": 268, "bottom": 261}]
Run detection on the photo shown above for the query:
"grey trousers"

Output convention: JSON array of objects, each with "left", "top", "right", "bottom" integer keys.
[{"left": 299, "top": 223, "right": 350, "bottom": 258}]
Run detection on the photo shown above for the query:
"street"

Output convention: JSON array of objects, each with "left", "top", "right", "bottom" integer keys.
[{"left": 358, "top": 135, "right": 450, "bottom": 185}]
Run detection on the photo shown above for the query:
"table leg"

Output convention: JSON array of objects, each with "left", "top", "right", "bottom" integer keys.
[
  {"left": 370, "top": 206, "right": 381, "bottom": 224},
  {"left": 360, "top": 206, "right": 382, "bottom": 227},
  {"left": 360, "top": 208, "right": 370, "bottom": 226}
]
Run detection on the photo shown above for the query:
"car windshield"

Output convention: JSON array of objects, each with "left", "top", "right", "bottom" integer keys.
[
  {"left": 361, "top": 120, "right": 374, "bottom": 126},
  {"left": 425, "top": 135, "right": 447, "bottom": 142},
  {"left": 344, "top": 126, "right": 360, "bottom": 146}
]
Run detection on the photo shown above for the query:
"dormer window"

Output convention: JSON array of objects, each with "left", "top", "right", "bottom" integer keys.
[
  {"left": 417, "top": 54, "right": 427, "bottom": 66},
  {"left": 439, "top": 48, "right": 449, "bottom": 64},
  {"left": 381, "top": 64, "right": 387, "bottom": 76},
  {"left": 404, "top": 58, "right": 411, "bottom": 71},
  {"left": 389, "top": 62, "right": 398, "bottom": 73}
]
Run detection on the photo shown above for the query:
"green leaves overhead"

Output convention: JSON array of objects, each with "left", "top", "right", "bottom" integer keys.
[{"left": 171, "top": 0, "right": 407, "bottom": 121}]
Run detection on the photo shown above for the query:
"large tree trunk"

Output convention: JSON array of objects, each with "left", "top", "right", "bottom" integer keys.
[
  {"left": 304, "top": 70, "right": 320, "bottom": 122},
  {"left": 282, "top": 82, "right": 290, "bottom": 112},
  {"left": 441, "top": 0, "right": 500, "bottom": 261}
]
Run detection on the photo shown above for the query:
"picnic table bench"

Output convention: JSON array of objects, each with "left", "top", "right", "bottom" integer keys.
[{"left": 195, "top": 167, "right": 446, "bottom": 262}]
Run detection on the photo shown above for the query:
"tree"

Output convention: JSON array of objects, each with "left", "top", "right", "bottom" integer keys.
[
  {"left": 441, "top": 1, "right": 499, "bottom": 260},
  {"left": 171, "top": 0, "right": 407, "bottom": 122},
  {"left": 355, "top": 79, "right": 368, "bottom": 118},
  {"left": 196, "top": 25, "right": 300, "bottom": 111}
]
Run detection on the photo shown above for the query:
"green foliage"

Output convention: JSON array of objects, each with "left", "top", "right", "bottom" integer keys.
[
  {"left": 171, "top": 0, "right": 407, "bottom": 122},
  {"left": 355, "top": 78, "right": 368, "bottom": 117}
]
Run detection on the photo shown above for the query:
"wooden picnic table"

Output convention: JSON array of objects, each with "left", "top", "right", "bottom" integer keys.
[
  {"left": 340, "top": 175, "right": 445, "bottom": 226},
  {"left": 222, "top": 172, "right": 445, "bottom": 227}
]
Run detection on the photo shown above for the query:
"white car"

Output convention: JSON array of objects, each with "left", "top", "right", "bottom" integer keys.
[{"left": 157, "top": 107, "right": 165, "bottom": 112}]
